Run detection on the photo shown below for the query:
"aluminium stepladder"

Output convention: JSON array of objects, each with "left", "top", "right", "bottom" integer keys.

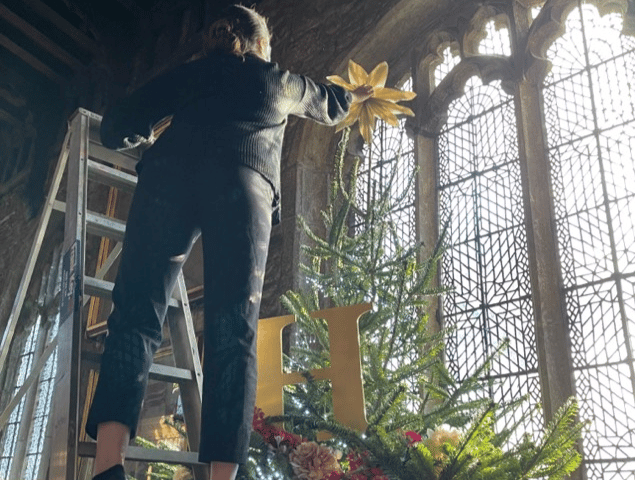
[{"left": 0, "top": 108, "right": 209, "bottom": 480}]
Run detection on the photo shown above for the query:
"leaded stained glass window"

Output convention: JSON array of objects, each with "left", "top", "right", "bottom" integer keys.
[
  {"left": 23, "top": 317, "right": 58, "bottom": 480},
  {"left": 0, "top": 319, "right": 41, "bottom": 479},
  {"left": 430, "top": 1, "right": 635, "bottom": 478},
  {"left": 437, "top": 75, "right": 542, "bottom": 439},
  {"left": 357, "top": 78, "right": 416, "bottom": 255},
  {"left": 356, "top": 78, "right": 419, "bottom": 407},
  {"left": 0, "top": 260, "right": 60, "bottom": 480},
  {"left": 544, "top": 3, "right": 635, "bottom": 477}
]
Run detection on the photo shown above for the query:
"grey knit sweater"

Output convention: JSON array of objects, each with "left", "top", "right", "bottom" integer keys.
[{"left": 100, "top": 51, "right": 352, "bottom": 220}]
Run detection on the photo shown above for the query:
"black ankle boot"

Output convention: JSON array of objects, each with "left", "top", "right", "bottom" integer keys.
[{"left": 92, "top": 464, "right": 125, "bottom": 480}]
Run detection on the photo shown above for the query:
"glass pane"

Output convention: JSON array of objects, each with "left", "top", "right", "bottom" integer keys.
[
  {"left": 544, "top": 4, "right": 635, "bottom": 477},
  {"left": 438, "top": 75, "right": 540, "bottom": 436},
  {"left": 478, "top": 20, "right": 512, "bottom": 56},
  {"left": 433, "top": 45, "right": 461, "bottom": 88}
]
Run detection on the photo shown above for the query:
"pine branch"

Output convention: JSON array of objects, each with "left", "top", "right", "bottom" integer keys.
[
  {"left": 382, "top": 261, "right": 409, "bottom": 372},
  {"left": 516, "top": 397, "right": 584, "bottom": 479},
  {"left": 368, "top": 384, "right": 407, "bottom": 428},
  {"left": 439, "top": 403, "right": 497, "bottom": 480}
]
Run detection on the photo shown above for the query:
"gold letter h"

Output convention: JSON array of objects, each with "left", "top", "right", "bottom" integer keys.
[{"left": 256, "top": 303, "right": 371, "bottom": 432}]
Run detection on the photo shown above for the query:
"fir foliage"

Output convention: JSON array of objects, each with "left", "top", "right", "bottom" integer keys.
[
  {"left": 133, "top": 436, "right": 192, "bottom": 480},
  {"left": 244, "top": 128, "right": 585, "bottom": 480}
]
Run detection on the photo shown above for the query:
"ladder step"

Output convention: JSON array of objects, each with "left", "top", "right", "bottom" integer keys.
[
  {"left": 82, "top": 351, "right": 194, "bottom": 383},
  {"left": 83, "top": 276, "right": 115, "bottom": 299},
  {"left": 53, "top": 200, "right": 126, "bottom": 241},
  {"left": 149, "top": 362, "right": 194, "bottom": 383},
  {"left": 85, "top": 210, "right": 126, "bottom": 242},
  {"left": 87, "top": 159, "right": 137, "bottom": 193},
  {"left": 88, "top": 140, "right": 139, "bottom": 173},
  {"left": 84, "top": 276, "right": 180, "bottom": 308},
  {"left": 78, "top": 442, "right": 204, "bottom": 466}
]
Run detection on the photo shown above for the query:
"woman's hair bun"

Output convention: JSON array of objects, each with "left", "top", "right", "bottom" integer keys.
[{"left": 203, "top": 5, "right": 270, "bottom": 58}]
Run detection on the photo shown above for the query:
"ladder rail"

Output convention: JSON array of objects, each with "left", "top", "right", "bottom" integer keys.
[
  {"left": 49, "top": 110, "right": 90, "bottom": 480},
  {"left": 166, "top": 273, "right": 208, "bottom": 480}
]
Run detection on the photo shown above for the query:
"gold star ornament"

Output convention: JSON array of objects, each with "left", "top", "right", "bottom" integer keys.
[{"left": 327, "top": 60, "right": 416, "bottom": 144}]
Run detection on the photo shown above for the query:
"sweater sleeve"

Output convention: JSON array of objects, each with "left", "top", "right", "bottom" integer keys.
[
  {"left": 100, "top": 78, "right": 170, "bottom": 149},
  {"left": 283, "top": 72, "right": 352, "bottom": 125},
  {"left": 100, "top": 61, "right": 209, "bottom": 150}
]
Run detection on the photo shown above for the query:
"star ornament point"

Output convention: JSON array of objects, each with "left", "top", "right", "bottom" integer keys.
[{"left": 327, "top": 60, "right": 416, "bottom": 144}]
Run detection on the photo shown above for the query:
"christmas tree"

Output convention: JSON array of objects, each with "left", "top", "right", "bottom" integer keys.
[{"left": 240, "top": 126, "right": 585, "bottom": 480}]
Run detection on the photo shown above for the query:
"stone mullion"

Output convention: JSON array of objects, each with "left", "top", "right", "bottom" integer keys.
[
  {"left": 512, "top": 8, "right": 584, "bottom": 480},
  {"left": 412, "top": 57, "right": 441, "bottom": 339},
  {"left": 514, "top": 79, "right": 586, "bottom": 480},
  {"left": 411, "top": 53, "right": 444, "bottom": 421}
]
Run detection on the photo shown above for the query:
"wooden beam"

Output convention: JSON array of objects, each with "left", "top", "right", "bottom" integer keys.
[
  {"left": 20, "top": 0, "right": 99, "bottom": 56},
  {"left": 0, "top": 4, "right": 83, "bottom": 70},
  {"left": 114, "top": 0, "right": 144, "bottom": 17},
  {"left": 0, "top": 33, "right": 65, "bottom": 84},
  {"left": 0, "top": 107, "right": 21, "bottom": 126},
  {"left": 0, "top": 86, "right": 26, "bottom": 107}
]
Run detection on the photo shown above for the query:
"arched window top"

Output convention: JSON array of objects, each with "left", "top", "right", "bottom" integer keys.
[
  {"left": 421, "top": 8, "right": 513, "bottom": 91},
  {"left": 527, "top": 0, "right": 629, "bottom": 81},
  {"left": 545, "top": 3, "right": 635, "bottom": 81},
  {"left": 433, "top": 44, "right": 461, "bottom": 89},
  {"left": 444, "top": 77, "right": 513, "bottom": 130},
  {"left": 414, "top": 7, "right": 516, "bottom": 135},
  {"left": 477, "top": 19, "right": 512, "bottom": 56},
  {"left": 463, "top": 8, "right": 512, "bottom": 57}
]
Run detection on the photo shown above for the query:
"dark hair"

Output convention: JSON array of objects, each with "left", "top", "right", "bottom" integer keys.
[{"left": 203, "top": 5, "right": 271, "bottom": 58}]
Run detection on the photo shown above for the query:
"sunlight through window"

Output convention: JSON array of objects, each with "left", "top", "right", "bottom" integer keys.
[
  {"left": 478, "top": 20, "right": 512, "bottom": 56},
  {"left": 433, "top": 46, "right": 461, "bottom": 88},
  {"left": 543, "top": 4, "right": 635, "bottom": 476}
]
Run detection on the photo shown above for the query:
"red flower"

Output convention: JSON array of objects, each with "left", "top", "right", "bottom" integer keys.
[
  {"left": 326, "top": 472, "right": 346, "bottom": 480},
  {"left": 252, "top": 407, "right": 267, "bottom": 432},
  {"left": 276, "top": 430, "right": 304, "bottom": 449},
  {"left": 404, "top": 430, "right": 422, "bottom": 446},
  {"left": 370, "top": 467, "right": 385, "bottom": 476},
  {"left": 252, "top": 407, "right": 303, "bottom": 449},
  {"left": 347, "top": 451, "right": 367, "bottom": 471},
  {"left": 350, "top": 474, "right": 368, "bottom": 480}
]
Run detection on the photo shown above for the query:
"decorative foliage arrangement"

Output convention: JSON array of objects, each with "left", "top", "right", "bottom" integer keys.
[
  {"left": 327, "top": 60, "right": 416, "bottom": 143},
  {"left": 131, "top": 60, "right": 585, "bottom": 480},
  {"left": 238, "top": 97, "right": 585, "bottom": 478}
]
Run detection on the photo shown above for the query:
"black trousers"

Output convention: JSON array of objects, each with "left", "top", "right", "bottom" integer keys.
[{"left": 85, "top": 156, "right": 273, "bottom": 464}]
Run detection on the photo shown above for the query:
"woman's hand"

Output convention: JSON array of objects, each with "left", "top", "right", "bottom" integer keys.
[{"left": 350, "top": 85, "right": 374, "bottom": 104}]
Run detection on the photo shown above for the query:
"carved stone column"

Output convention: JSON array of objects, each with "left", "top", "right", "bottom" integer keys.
[
  {"left": 412, "top": 58, "right": 442, "bottom": 336},
  {"left": 513, "top": 2, "right": 585, "bottom": 478},
  {"left": 514, "top": 78, "right": 578, "bottom": 421}
]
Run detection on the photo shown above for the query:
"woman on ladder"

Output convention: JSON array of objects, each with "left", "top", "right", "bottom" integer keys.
[{"left": 85, "top": 5, "right": 372, "bottom": 480}]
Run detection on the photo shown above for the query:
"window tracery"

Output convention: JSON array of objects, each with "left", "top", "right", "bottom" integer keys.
[
  {"left": 408, "top": 0, "right": 635, "bottom": 477},
  {"left": 540, "top": 3, "right": 635, "bottom": 476}
]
